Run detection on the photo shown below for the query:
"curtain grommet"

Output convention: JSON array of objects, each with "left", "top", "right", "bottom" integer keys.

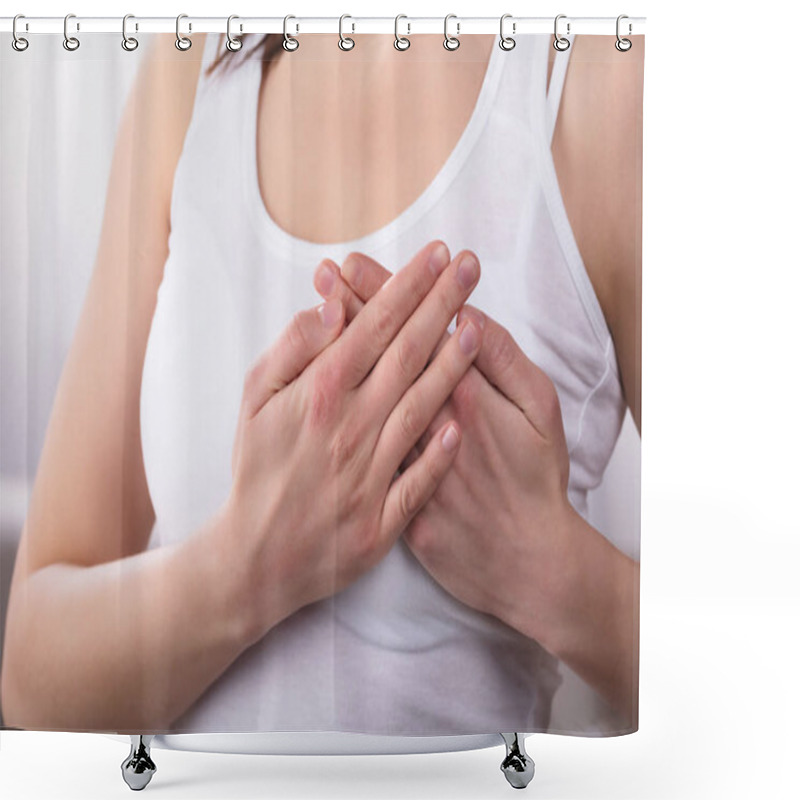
[
  {"left": 553, "top": 14, "right": 571, "bottom": 51},
  {"left": 121, "top": 14, "right": 138, "bottom": 51},
  {"left": 394, "top": 14, "right": 410, "bottom": 51},
  {"left": 339, "top": 14, "right": 355, "bottom": 51},
  {"left": 443, "top": 14, "right": 460, "bottom": 51},
  {"left": 499, "top": 14, "right": 516, "bottom": 51},
  {"left": 63, "top": 14, "right": 80, "bottom": 51},
  {"left": 226, "top": 15, "right": 243, "bottom": 52},
  {"left": 615, "top": 14, "right": 633, "bottom": 51},
  {"left": 283, "top": 15, "right": 299, "bottom": 52},
  {"left": 175, "top": 13, "right": 192, "bottom": 51},
  {"left": 12, "top": 14, "right": 29, "bottom": 51}
]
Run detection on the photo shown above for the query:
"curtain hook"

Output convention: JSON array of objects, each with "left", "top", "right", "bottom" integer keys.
[
  {"left": 283, "top": 14, "right": 299, "bottom": 51},
  {"left": 226, "top": 14, "right": 243, "bottom": 52},
  {"left": 121, "top": 14, "right": 139, "bottom": 51},
  {"left": 553, "top": 14, "right": 571, "bottom": 51},
  {"left": 394, "top": 14, "right": 410, "bottom": 51},
  {"left": 176, "top": 13, "right": 192, "bottom": 51},
  {"left": 339, "top": 14, "right": 355, "bottom": 50},
  {"left": 12, "top": 14, "right": 29, "bottom": 52},
  {"left": 615, "top": 14, "right": 632, "bottom": 52},
  {"left": 63, "top": 13, "right": 80, "bottom": 51},
  {"left": 443, "top": 13, "right": 460, "bottom": 51},
  {"left": 499, "top": 13, "right": 516, "bottom": 51}
]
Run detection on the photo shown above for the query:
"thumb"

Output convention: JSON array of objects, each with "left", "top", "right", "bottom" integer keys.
[{"left": 240, "top": 297, "right": 344, "bottom": 420}]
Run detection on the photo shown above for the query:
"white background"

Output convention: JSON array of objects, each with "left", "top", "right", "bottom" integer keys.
[{"left": 1, "top": 0, "right": 799, "bottom": 798}]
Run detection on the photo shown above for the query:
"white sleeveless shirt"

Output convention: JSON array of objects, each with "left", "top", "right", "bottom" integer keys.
[{"left": 140, "top": 32, "right": 627, "bottom": 735}]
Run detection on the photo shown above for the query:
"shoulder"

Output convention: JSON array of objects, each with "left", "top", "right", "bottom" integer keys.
[
  {"left": 132, "top": 33, "right": 212, "bottom": 227},
  {"left": 553, "top": 34, "right": 644, "bottom": 274}
]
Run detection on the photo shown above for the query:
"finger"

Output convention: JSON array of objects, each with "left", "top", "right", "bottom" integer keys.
[
  {"left": 332, "top": 239, "right": 451, "bottom": 389},
  {"left": 365, "top": 250, "right": 481, "bottom": 419},
  {"left": 456, "top": 303, "right": 559, "bottom": 436},
  {"left": 240, "top": 298, "right": 344, "bottom": 419},
  {"left": 313, "top": 259, "right": 365, "bottom": 323},
  {"left": 379, "top": 421, "right": 461, "bottom": 549},
  {"left": 340, "top": 251, "right": 393, "bottom": 302},
  {"left": 373, "top": 316, "right": 482, "bottom": 482}
]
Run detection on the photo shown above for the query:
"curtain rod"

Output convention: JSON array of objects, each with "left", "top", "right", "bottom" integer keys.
[{"left": 0, "top": 16, "right": 646, "bottom": 37}]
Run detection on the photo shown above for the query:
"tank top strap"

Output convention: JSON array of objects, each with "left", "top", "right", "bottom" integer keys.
[
  {"left": 545, "top": 33, "right": 574, "bottom": 145},
  {"left": 527, "top": 32, "right": 616, "bottom": 356}
]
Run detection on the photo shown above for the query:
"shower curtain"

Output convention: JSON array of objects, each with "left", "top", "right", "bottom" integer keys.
[{"left": 0, "top": 23, "right": 644, "bottom": 741}]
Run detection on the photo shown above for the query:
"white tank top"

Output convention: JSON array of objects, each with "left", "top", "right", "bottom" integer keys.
[{"left": 140, "top": 32, "right": 627, "bottom": 735}]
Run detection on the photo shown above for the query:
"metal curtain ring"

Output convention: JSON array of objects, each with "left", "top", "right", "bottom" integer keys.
[
  {"left": 443, "top": 13, "right": 460, "bottom": 51},
  {"left": 63, "top": 13, "right": 80, "bottom": 51},
  {"left": 226, "top": 15, "right": 243, "bottom": 51},
  {"left": 176, "top": 13, "right": 192, "bottom": 51},
  {"left": 499, "top": 13, "right": 515, "bottom": 50},
  {"left": 616, "top": 14, "right": 632, "bottom": 51},
  {"left": 394, "top": 14, "right": 410, "bottom": 51},
  {"left": 122, "top": 14, "right": 138, "bottom": 51},
  {"left": 283, "top": 15, "right": 299, "bottom": 51},
  {"left": 339, "top": 14, "right": 355, "bottom": 50},
  {"left": 12, "top": 14, "right": 29, "bottom": 51},
  {"left": 553, "top": 14, "right": 570, "bottom": 51}
]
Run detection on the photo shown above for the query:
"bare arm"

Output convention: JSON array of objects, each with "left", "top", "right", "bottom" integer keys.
[
  {"left": 0, "top": 34, "right": 259, "bottom": 733},
  {"left": 552, "top": 34, "right": 644, "bottom": 433},
  {"left": 544, "top": 33, "right": 643, "bottom": 724}
]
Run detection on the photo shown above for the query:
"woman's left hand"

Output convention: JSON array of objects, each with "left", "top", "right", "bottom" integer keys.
[{"left": 312, "top": 250, "right": 576, "bottom": 641}]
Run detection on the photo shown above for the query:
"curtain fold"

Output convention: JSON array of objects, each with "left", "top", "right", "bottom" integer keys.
[{"left": 1, "top": 29, "right": 643, "bottom": 739}]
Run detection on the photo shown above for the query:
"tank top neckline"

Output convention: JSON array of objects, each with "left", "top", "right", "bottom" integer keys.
[{"left": 240, "top": 34, "right": 508, "bottom": 259}]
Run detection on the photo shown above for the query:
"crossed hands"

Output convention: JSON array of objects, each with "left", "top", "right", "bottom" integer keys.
[{"left": 223, "top": 240, "right": 573, "bottom": 650}]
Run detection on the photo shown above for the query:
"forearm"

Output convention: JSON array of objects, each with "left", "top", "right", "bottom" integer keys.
[
  {"left": 509, "top": 504, "right": 640, "bottom": 727},
  {"left": 1, "top": 502, "right": 261, "bottom": 733}
]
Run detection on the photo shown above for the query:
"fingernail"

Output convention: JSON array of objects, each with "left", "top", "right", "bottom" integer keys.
[
  {"left": 316, "top": 262, "right": 336, "bottom": 296},
  {"left": 458, "top": 320, "right": 479, "bottom": 354},
  {"left": 442, "top": 423, "right": 460, "bottom": 453},
  {"left": 343, "top": 256, "right": 363, "bottom": 289},
  {"left": 428, "top": 242, "right": 450, "bottom": 276},
  {"left": 318, "top": 300, "right": 340, "bottom": 328},
  {"left": 457, "top": 254, "right": 479, "bottom": 290}
]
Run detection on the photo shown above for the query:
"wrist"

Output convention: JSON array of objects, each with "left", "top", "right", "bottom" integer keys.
[
  {"left": 536, "top": 503, "right": 636, "bottom": 669},
  {"left": 213, "top": 490, "right": 301, "bottom": 648},
  {"left": 199, "top": 494, "right": 269, "bottom": 649},
  {"left": 500, "top": 496, "right": 578, "bottom": 647}
]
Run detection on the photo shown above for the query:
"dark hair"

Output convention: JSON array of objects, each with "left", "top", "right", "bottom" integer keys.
[{"left": 206, "top": 33, "right": 284, "bottom": 77}]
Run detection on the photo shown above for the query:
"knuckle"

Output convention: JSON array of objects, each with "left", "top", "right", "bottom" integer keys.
[
  {"left": 398, "top": 401, "right": 421, "bottom": 443},
  {"left": 308, "top": 379, "right": 334, "bottom": 430},
  {"left": 286, "top": 311, "right": 311, "bottom": 353},
  {"left": 541, "top": 378, "right": 562, "bottom": 425},
  {"left": 490, "top": 328, "right": 517, "bottom": 374},
  {"left": 435, "top": 283, "right": 457, "bottom": 324},
  {"left": 395, "top": 335, "right": 421, "bottom": 383},
  {"left": 410, "top": 269, "right": 432, "bottom": 305},
  {"left": 307, "top": 361, "right": 343, "bottom": 428},
  {"left": 399, "top": 479, "right": 418, "bottom": 524},
  {"left": 329, "top": 427, "right": 357, "bottom": 469},
  {"left": 371, "top": 303, "right": 395, "bottom": 343},
  {"left": 452, "top": 371, "right": 478, "bottom": 418}
]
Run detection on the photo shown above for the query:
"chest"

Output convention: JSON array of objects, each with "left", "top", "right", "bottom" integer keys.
[{"left": 253, "top": 45, "right": 494, "bottom": 246}]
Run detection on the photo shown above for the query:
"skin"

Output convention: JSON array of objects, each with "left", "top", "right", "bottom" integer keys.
[
  {"left": 1, "top": 32, "right": 642, "bottom": 731},
  {"left": 308, "top": 34, "right": 643, "bottom": 725}
]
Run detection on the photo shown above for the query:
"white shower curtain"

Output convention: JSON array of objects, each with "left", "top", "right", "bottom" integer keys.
[{"left": 1, "top": 24, "right": 643, "bottom": 739}]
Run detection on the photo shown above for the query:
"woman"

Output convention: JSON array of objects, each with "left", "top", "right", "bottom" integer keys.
[{"left": 1, "top": 29, "right": 642, "bottom": 736}]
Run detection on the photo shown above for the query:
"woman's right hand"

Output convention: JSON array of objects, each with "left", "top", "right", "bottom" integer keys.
[{"left": 220, "top": 240, "right": 483, "bottom": 644}]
